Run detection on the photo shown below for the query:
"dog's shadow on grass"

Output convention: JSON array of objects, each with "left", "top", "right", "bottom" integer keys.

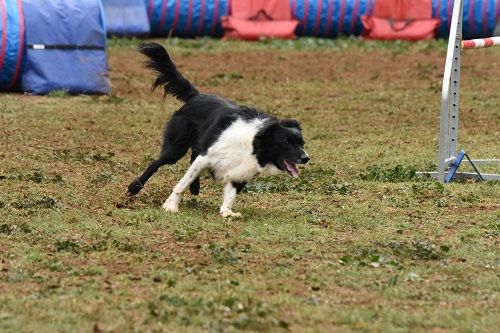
[
  {"left": 116, "top": 189, "right": 220, "bottom": 214},
  {"left": 116, "top": 189, "right": 273, "bottom": 223}
]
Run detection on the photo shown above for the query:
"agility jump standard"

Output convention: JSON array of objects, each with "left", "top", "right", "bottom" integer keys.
[{"left": 417, "top": 0, "right": 500, "bottom": 183}]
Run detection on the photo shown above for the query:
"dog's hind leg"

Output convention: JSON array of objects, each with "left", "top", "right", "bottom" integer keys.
[
  {"left": 163, "top": 156, "right": 208, "bottom": 213},
  {"left": 127, "top": 115, "right": 193, "bottom": 196},
  {"left": 189, "top": 151, "right": 200, "bottom": 195},
  {"left": 127, "top": 146, "right": 188, "bottom": 196},
  {"left": 127, "top": 155, "right": 170, "bottom": 196},
  {"left": 219, "top": 182, "right": 246, "bottom": 218}
]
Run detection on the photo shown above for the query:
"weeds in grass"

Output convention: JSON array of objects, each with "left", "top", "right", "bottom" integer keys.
[
  {"left": 54, "top": 239, "right": 80, "bottom": 253},
  {"left": 206, "top": 72, "right": 244, "bottom": 86},
  {"left": 173, "top": 224, "right": 201, "bottom": 242},
  {"left": 208, "top": 242, "right": 239, "bottom": 265},
  {"left": 11, "top": 196, "right": 62, "bottom": 211},
  {"left": 0, "top": 223, "right": 13, "bottom": 234},
  {"left": 47, "top": 89, "right": 70, "bottom": 97},
  {"left": 386, "top": 240, "right": 451, "bottom": 261},
  {"left": 3, "top": 169, "right": 65, "bottom": 184},
  {"left": 148, "top": 293, "right": 286, "bottom": 331},
  {"left": 361, "top": 164, "right": 417, "bottom": 182},
  {"left": 245, "top": 167, "right": 354, "bottom": 195},
  {"left": 53, "top": 149, "right": 115, "bottom": 164},
  {"left": 339, "top": 247, "right": 402, "bottom": 269}
]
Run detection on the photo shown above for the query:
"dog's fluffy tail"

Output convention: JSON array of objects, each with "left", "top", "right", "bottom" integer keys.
[{"left": 138, "top": 42, "right": 199, "bottom": 103}]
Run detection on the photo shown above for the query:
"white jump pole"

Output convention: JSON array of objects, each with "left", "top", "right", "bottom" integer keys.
[
  {"left": 462, "top": 36, "right": 500, "bottom": 49},
  {"left": 437, "top": 0, "right": 463, "bottom": 182}
]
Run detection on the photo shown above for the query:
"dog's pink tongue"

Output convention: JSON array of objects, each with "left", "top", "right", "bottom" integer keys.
[{"left": 284, "top": 161, "right": 299, "bottom": 177}]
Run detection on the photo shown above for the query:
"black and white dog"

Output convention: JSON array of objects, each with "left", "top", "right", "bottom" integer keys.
[{"left": 127, "top": 42, "right": 309, "bottom": 217}]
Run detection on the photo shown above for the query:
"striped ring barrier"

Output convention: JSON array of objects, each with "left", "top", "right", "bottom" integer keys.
[{"left": 462, "top": 36, "right": 500, "bottom": 49}]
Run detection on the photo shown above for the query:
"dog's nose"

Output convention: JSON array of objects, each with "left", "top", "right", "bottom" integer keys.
[{"left": 301, "top": 155, "right": 310, "bottom": 164}]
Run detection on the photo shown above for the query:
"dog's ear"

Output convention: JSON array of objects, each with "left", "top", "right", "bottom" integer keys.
[
  {"left": 255, "top": 121, "right": 280, "bottom": 141},
  {"left": 279, "top": 119, "right": 301, "bottom": 130}
]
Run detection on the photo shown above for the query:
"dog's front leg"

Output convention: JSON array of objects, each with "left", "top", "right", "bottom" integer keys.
[
  {"left": 163, "top": 157, "right": 207, "bottom": 213},
  {"left": 220, "top": 182, "right": 242, "bottom": 218}
]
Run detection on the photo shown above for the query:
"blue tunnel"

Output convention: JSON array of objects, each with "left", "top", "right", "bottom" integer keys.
[
  {"left": 292, "top": 0, "right": 499, "bottom": 39},
  {"left": 146, "top": 0, "right": 230, "bottom": 37},
  {"left": 0, "top": 0, "right": 110, "bottom": 94},
  {"left": 0, "top": 0, "right": 25, "bottom": 91},
  {"left": 102, "top": 0, "right": 150, "bottom": 36},
  {"left": 145, "top": 0, "right": 499, "bottom": 39}
]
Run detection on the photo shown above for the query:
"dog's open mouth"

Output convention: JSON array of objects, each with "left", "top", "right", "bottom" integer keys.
[{"left": 284, "top": 160, "right": 299, "bottom": 177}]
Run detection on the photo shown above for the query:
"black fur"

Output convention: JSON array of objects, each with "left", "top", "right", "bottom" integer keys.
[
  {"left": 127, "top": 42, "right": 309, "bottom": 197},
  {"left": 138, "top": 42, "right": 199, "bottom": 102},
  {"left": 232, "top": 182, "right": 247, "bottom": 194}
]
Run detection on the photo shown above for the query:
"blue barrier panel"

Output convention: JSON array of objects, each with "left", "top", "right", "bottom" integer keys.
[{"left": 21, "top": 0, "right": 110, "bottom": 95}]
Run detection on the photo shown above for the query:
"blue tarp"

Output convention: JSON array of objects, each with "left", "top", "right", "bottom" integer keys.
[
  {"left": 146, "top": 0, "right": 229, "bottom": 37},
  {"left": 21, "top": 0, "right": 110, "bottom": 94},
  {"left": 0, "top": 0, "right": 25, "bottom": 91},
  {"left": 103, "top": 0, "right": 150, "bottom": 36}
]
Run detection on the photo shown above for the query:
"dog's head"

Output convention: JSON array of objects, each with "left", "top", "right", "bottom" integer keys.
[{"left": 253, "top": 119, "right": 310, "bottom": 177}]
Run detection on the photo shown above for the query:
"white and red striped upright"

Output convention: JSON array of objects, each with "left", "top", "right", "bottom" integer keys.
[{"left": 462, "top": 36, "right": 500, "bottom": 49}]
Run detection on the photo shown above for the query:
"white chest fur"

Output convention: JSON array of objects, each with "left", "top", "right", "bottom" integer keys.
[{"left": 206, "top": 118, "right": 267, "bottom": 183}]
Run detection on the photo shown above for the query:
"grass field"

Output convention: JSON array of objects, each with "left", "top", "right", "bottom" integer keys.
[{"left": 0, "top": 37, "right": 499, "bottom": 333}]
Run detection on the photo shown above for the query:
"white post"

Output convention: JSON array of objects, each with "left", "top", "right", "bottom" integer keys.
[{"left": 438, "top": 0, "right": 463, "bottom": 183}]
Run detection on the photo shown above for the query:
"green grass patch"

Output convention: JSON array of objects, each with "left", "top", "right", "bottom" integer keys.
[{"left": 0, "top": 37, "right": 498, "bottom": 333}]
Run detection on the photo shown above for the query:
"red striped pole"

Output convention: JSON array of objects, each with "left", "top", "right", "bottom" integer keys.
[{"left": 462, "top": 36, "right": 500, "bottom": 49}]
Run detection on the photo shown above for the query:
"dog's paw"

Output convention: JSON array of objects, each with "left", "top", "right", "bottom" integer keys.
[
  {"left": 220, "top": 210, "right": 242, "bottom": 218},
  {"left": 162, "top": 200, "right": 179, "bottom": 213},
  {"left": 127, "top": 180, "right": 143, "bottom": 196},
  {"left": 162, "top": 193, "right": 182, "bottom": 213},
  {"left": 163, "top": 204, "right": 179, "bottom": 213}
]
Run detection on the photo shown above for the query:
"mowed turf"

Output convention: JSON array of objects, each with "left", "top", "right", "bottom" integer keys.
[{"left": 0, "top": 38, "right": 499, "bottom": 333}]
